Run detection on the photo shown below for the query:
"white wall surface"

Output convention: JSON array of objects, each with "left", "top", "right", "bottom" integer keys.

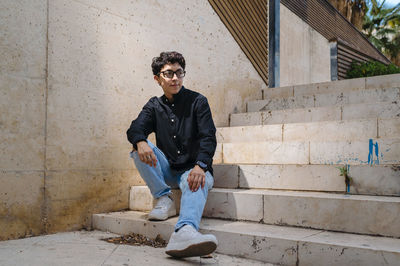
[{"left": 280, "top": 4, "right": 331, "bottom": 87}]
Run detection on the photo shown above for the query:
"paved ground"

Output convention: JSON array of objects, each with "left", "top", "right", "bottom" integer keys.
[{"left": 0, "top": 230, "right": 273, "bottom": 265}]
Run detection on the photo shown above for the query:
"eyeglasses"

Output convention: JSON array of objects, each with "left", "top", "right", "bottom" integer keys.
[{"left": 159, "top": 69, "right": 186, "bottom": 79}]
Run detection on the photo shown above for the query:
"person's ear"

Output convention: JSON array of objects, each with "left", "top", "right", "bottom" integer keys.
[{"left": 154, "top": 75, "right": 161, "bottom": 86}]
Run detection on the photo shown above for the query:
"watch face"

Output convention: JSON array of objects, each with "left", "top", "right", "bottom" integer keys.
[{"left": 197, "top": 161, "right": 207, "bottom": 170}]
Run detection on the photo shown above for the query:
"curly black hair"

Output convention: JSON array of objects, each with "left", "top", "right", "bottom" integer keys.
[{"left": 151, "top": 51, "right": 186, "bottom": 76}]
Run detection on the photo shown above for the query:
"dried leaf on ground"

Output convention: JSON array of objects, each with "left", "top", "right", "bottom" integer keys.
[{"left": 101, "top": 233, "right": 167, "bottom": 248}]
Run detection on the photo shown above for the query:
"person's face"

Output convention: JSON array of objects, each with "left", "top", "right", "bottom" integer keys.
[{"left": 154, "top": 63, "right": 184, "bottom": 100}]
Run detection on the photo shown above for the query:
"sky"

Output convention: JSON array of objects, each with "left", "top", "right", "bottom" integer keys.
[{"left": 382, "top": 0, "right": 400, "bottom": 7}]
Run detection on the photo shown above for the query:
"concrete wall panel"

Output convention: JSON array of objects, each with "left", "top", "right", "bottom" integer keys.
[
  {"left": 48, "top": 0, "right": 264, "bottom": 127},
  {"left": 44, "top": 0, "right": 263, "bottom": 234},
  {"left": 0, "top": 0, "right": 47, "bottom": 78},
  {"left": 0, "top": 77, "right": 46, "bottom": 170},
  {"left": 0, "top": 0, "right": 47, "bottom": 240},
  {"left": 0, "top": 171, "right": 44, "bottom": 240},
  {"left": 280, "top": 4, "right": 331, "bottom": 87},
  {"left": 45, "top": 169, "right": 138, "bottom": 232}
]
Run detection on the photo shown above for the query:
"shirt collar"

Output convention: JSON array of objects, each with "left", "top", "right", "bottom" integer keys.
[{"left": 162, "top": 86, "right": 186, "bottom": 104}]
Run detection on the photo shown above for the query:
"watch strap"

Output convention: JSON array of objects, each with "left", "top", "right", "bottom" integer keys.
[{"left": 196, "top": 161, "right": 208, "bottom": 171}]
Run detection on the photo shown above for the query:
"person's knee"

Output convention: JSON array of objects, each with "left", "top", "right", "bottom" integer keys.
[
  {"left": 179, "top": 173, "right": 204, "bottom": 192},
  {"left": 205, "top": 172, "right": 214, "bottom": 190},
  {"left": 179, "top": 171, "right": 213, "bottom": 192},
  {"left": 130, "top": 150, "right": 138, "bottom": 160},
  {"left": 131, "top": 150, "right": 147, "bottom": 168},
  {"left": 179, "top": 175, "right": 190, "bottom": 191}
]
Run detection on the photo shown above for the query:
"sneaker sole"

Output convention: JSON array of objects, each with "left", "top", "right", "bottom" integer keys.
[{"left": 165, "top": 241, "right": 217, "bottom": 258}]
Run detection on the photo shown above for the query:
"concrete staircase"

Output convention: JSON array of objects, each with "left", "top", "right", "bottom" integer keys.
[{"left": 93, "top": 74, "right": 400, "bottom": 265}]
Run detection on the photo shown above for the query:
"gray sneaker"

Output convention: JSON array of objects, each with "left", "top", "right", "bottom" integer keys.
[
  {"left": 148, "top": 195, "right": 176, "bottom": 221},
  {"left": 165, "top": 225, "right": 218, "bottom": 258}
]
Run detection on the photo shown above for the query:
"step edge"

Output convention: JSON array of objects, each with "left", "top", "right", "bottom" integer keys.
[{"left": 92, "top": 210, "right": 400, "bottom": 252}]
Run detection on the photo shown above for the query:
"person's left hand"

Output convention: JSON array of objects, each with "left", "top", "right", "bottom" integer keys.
[{"left": 188, "top": 165, "right": 205, "bottom": 192}]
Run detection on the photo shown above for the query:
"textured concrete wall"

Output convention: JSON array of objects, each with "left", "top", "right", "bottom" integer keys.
[
  {"left": 280, "top": 4, "right": 331, "bottom": 87},
  {"left": 0, "top": 0, "right": 47, "bottom": 240},
  {"left": 1, "top": 0, "right": 264, "bottom": 239}
]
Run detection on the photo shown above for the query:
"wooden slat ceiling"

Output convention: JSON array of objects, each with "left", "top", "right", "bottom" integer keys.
[
  {"left": 208, "top": 0, "right": 269, "bottom": 84},
  {"left": 281, "top": 0, "right": 390, "bottom": 64}
]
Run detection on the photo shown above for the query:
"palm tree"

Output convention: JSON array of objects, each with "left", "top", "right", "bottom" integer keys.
[
  {"left": 328, "top": 0, "right": 368, "bottom": 30},
  {"left": 363, "top": 0, "right": 400, "bottom": 65},
  {"left": 328, "top": 1, "right": 400, "bottom": 65}
]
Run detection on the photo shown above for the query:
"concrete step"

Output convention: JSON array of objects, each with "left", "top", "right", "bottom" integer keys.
[
  {"left": 203, "top": 188, "right": 400, "bottom": 238},
  {"left": 218, "top": 118, "right": 400, "bottom": 143},
  {"left": 213, "top": 164, "right": 345, "bottom": 192},
  {"left": 213, "top": 164, "right": 400, "bottom": 196},
  {"left": 249, "top": 87, "right": 400, "bottom": 112},
  {"left": 128, "top": 186, "right": 400, "bottom": 237},
  {"left": 129, "top": 186, "right": 181, "bottom": 212},
  {"left": 218, "top": 139, "right": 400, "bottom": 165},
  {"left": 347, "top": 165, "right": 400, "bottom": 196},
  {"left": 130, "top": 164, "right": 400, "bottom": 213},
  {"left": 262, "top": 73, "right": 400, "bottom": 100},
  {"left": 92, "top": 210, "right": 400, "bottom": 265},
  {"left": 230, "top": 101, "right": 400, "bottom": 126}
]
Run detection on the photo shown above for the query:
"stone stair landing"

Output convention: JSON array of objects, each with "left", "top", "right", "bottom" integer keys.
[
  {"left": 93, "top": 211, "right": 400, "bottom": 266},
  {"left": 93, "top": 73, "right": 400, "bottom": 265}
]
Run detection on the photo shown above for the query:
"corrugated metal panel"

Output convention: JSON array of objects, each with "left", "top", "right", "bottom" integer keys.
[
  {"left": 281, "top": 0, "right": 390, "bottom": 65},
  {"left": 208, "top": 0, "right": 269, "bottom": 84}
]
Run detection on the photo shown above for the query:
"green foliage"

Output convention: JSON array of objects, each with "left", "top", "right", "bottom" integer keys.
[
  {"left": 363, "top": 1, "right": 400, "bottom": 64},
  {"left": 337, "top": 166, "right": 347, "bottom": 177},
  {"left": 337, "top": 165, "right": 353, "bottom": 193},
  {"left": 346, "top": 60, "right": 400, "bottom": 78}
]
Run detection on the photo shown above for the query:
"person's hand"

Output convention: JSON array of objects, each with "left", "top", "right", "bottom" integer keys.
[
  {"left": 136, "top": 141, "right": 157, "bottom": 167},
  {"left": 188, "top": 165, "right": 205, "bottom": 192}
]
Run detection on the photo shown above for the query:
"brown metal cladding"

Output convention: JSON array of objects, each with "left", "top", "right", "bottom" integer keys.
[{"left": 208, "top": 0, "right": 269, "bottom": 84}]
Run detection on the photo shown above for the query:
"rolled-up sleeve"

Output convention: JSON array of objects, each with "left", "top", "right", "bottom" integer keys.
[
  {"left": 127, "top": 100, "right": 155, "bottom": 149},
  {"left": 195, "top": 97, "right": 217, "bottom": 167}
]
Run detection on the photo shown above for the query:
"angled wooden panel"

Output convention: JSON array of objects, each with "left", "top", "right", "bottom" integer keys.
[{"left": 208, "top": 0, "right": 269, "bottom": 84}]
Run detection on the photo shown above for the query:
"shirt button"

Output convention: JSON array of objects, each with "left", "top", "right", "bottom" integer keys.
[
  {"left": 177, "top": 150, "right": 181, "bottom": 154},
  {"left": 171, "top": 119, "right": 174, "bottom": 122},
  {"left": 172, "top": 104, "right": 175, "bottom": 107},
  {"left": 173, "top": 135, "right": 176, "bottom": 139}
]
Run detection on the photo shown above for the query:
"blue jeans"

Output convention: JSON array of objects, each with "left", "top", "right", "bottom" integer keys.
[{"left": 130, "top": 141, "right": 214, "bottom": 231}]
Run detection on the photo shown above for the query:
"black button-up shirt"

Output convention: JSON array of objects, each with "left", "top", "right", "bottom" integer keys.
[{"left": 127, "top": 86, "right": 217, "bottom": 174}]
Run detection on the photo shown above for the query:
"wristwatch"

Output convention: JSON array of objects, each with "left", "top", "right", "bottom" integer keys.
[{"left": 196, "top": 161, "right": 208, "bottom": 172}]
